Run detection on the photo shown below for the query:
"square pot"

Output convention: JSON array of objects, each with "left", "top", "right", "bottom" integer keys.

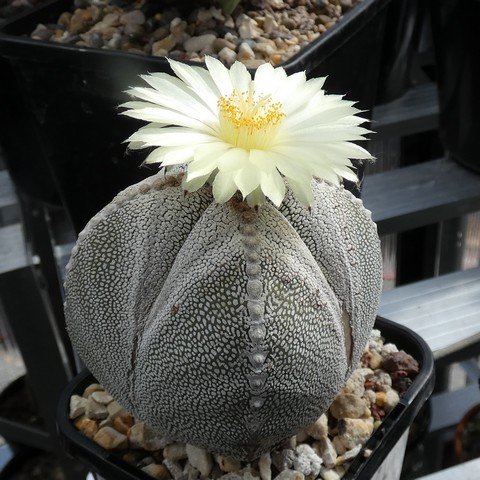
[{"left": 57, "top": 317, "right": 434, "bottom": 480}]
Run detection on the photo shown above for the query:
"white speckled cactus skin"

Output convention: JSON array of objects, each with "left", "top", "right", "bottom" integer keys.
[{"left": 65, "top": 172, "right": 382, "bottom": 460}]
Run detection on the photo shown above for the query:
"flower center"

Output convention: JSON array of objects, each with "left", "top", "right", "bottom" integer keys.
[{"left": 218, "top": 82, "right": 285, "bottom": 150}]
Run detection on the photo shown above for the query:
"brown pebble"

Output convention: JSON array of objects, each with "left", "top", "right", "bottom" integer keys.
[
  {"left": 113, "top": 415, "right": 134, "bottom": 435},
  {"left": 82, "top": 383, "right": 104, "bottom": 399},
  {"left": 318, "top": 14, "right": 332, "bottom": 25},
  {"left": 58, "top": 12, "right": 72, "bottom": 28},
  {"left": 382, "top": 351, "right": 419, "bottom": 375},
  {"left": 94, "top": 426, "right": 128, "bottom": 450},
  {"left": 142, "top": 464, "right": 171, "bottom": 480},
  {"left": 213, "top": 38, "right": 236, "bottom": 53},
  {"left": 152, "top": 35, "right": 176, "bottom": 55},
  {"left": 74, "top": 415, "right": 98, "bottom": 439},
  {"left": 69, "top": 8, "right": 94, "bottom": 34}
]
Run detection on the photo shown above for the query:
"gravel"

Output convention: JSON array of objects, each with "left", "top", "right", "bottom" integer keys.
[
  {"left": 69, "top": 328, "right": 419, "bottom": 479},
  {"left": 28, "top": 0, "right": 361, "bottom": 67}
]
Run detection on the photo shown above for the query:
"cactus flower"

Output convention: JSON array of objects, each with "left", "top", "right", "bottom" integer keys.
[{"left": 122, "top": 57, "right": 372, "bottom": 207}]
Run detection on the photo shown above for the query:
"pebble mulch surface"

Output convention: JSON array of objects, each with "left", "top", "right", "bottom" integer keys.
[
  {"left": 69, "top": 329, "right": 420, "bottom": 480},
  {"left": 30, "top": 0, "right": 360, "bottom": 67},
  {"left": 0, "top": 0, "right": 45, "bottom": 22}
]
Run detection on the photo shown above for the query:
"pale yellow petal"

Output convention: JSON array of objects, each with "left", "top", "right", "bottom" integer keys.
[
  {"left": 249, "top": 149, "right": 277, "bottom": 173},
  {"left": 234, "top": 167, "right": 261, "bottom": 198},
  {"left": 286, "top": 178, "right": 313, "bottom": 206},
  {"left": 182, "top": 172, "right": 211, "bottom": 192},
  {"left": 212, "top": 171, "right": 238, "bottom": 203},
  {"left": 246, "top": 187, "right": 266, "bottom": 208},
  {"left": 217, "top": 148, "right": 249, "bottom": 172},
  {"left": 187, "top": 143, "right": 231, "bottom": 180},
  {"left": 260, "top": 170, "right": 286, "bottom": 207},
  {"left": 144, "top": 146, "right": 194, "bottom": 165}
]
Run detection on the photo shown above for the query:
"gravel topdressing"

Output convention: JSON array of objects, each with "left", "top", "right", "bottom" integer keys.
[
  {"left": 69, "top": 329, "right": 419, "bottom": 480},
  {"left": 30, "top": 0, "right": 361, "bottom": 67}
]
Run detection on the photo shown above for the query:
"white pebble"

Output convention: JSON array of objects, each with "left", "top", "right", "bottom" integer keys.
[
  {"left": 381, "top": 343, "right": 398, "bottom": 355},
  {"left": 274, "top": 471, "right": 304, "bottom": 480},
  {"left": 219, "top": 46, "right": 237, "bottom": 65},
  {"left": 271, "top": 449, "right": 295, "bottom": 471},
  {"left": 314, "top": 437, "right": 337, "bottom": 469},
  {"left": 305, "top": 414, "right": 328, "bottom": 439},
  {"left": 163, "top": 459, "right": 183, "bottom": 480},
  {"left": 238, "top": 42, "right": 255, "bottom": 61},
  {"left": 216, "top": 455, "right": 241, "bottom": 473},
  {"left": 319, "top": 467, "right": 340, "bottom": 480},
  {"left": 293, "top": 444, "right": 322, "bottom": 477},
  {"left": 69, "top": 395, "right": 87, "bottom": 419},
  {"left": 258, "top": 453, "right": 272, "bottom": 480},
  {"left": 338, "top": 444, "right": 362, "bottom": 464},
  {"left": 186, "top": 444, "right": 213, "bottom": 477},
  {"left": 164, "top": 443, "right": 187, "bottom": 461},
  {"left": 184, "top": 34, "right": 216, "bottom": 53}
]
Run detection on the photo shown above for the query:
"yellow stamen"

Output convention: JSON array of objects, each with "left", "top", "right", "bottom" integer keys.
[{"left": 218, "top": 83, "right": 285, "bottom": 150}]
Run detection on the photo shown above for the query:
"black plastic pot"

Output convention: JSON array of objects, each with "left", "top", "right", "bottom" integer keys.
[
  {"left": 0, "top": 376, "right": 49, "bottom": 450},
  {"left": 430, "top": 0, "right": 480, "bottom": 174},
  {"left": 376, "top": 0, "right": 425, "bottom": 105},
  {"left": 57, "top": 317, "right": 434, "bottom": 480},
  {"left": 0, "top": 0, "right": 391, "bottom": 233}
]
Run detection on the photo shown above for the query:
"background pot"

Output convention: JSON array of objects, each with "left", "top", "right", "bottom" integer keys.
[
  {"left": 430, "top": 0, "right": 480, "bottom": 174},
  {"left": 57, "top": 317, "right": 434, "bottom": 480},
  {"left": 454, "top": 403, "right": 480, "bottom": 464},
  {"left": 375, "top": 0, "right": 425, "bottom": 105},
  {"left": 0, "top": 0, "right": 391, "bottom": 233}
]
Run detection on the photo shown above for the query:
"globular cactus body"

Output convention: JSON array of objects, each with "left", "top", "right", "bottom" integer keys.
[{"left": 65, "top": 172, "right": 382, "bottom": 460}]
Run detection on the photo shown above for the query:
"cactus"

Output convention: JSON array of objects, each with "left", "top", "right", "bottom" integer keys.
[
  {"left": 65, "top": 57, "right": 382, "bottom": 460},
  {"left": 65, "top": 172, "right": 381, "bottom": 459}
]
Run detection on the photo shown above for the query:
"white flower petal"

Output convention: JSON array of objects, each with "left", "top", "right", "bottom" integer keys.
[
  {"left": 253, "top": 63, "right": 279, "bottom": 96},
  {"left": 168, "top": 59, "right": 219, "bottom": 113},
  {"left": 283, "top": 104, "right": 363, "bottom": 131},
  {"left": 217, "top": 148, "right": 249, "bottom": 172},
  {"left": 127, "top": 125, "right": 217, "bottom": 147},
  {"left": 333, "top": 166, "right": 358, "bottom": 182},
  {"left": 182, "top": 172, "right": 211, "bottom": 192},
  {"left": 229, "top": 61, "right": 251, "bottom": 92},
  {"left": 286, "top": 178, "right": 313, "bottom": 206},
  {"left": 132, "top": 76, "right": 217, "bottom": 123},
  {"left": 121, "top": 104, "right": 216, "bottom": 133},
  {"left": 144, "top": 146, "right": 194, "bottom": 165},
  {"left": 212, "top": 171, "right": 238, "bottom": 203},
  {"left": 282, "top": 77, "right": 326, "bottom": 115},
  {"left": 260, "top": 170, "right": 286, "bottom": 207},
  {"left": 249, "top": 149, "right": 277, "bottom": 173},
  {"left": 234, "top": 167, "right": 261, "bottom": 198},
  {"left": 187, "top": 143, "right": 231, "bottom": 180},
  {"left": 205, "top": 56, "right": 234, "bottom": 97},
  {"left": 246, "top": 187, "right": 266, "bottom": 208},
  {"left": 321, "top": 142, "right": 373, "bottom": 160},
  {"left": 278, "top": 125, "right": 370, "bottom": 143},
  {"left": 270, "top": 152, "right": 311, "bottom": 183},
  {"left": 271, "top": 71, "right": 306, "bottom": 104}
]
